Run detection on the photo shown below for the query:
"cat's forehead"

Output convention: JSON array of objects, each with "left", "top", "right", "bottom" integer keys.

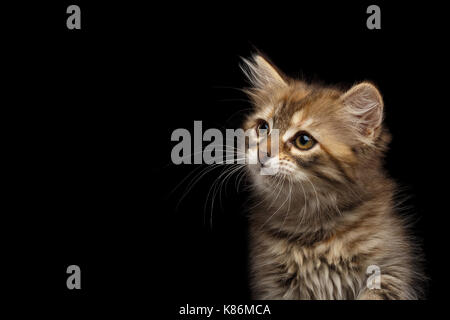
[{"left": 270, "top": 87, "right": 342, "bottom": 129}]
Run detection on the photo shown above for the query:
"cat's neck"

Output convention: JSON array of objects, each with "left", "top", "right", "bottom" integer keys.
[{"left": 251, "top": 180, "right": 394, "bottom": 247}]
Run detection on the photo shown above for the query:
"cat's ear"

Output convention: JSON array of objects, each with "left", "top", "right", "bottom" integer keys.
[
  {"left": 241, "top": 55, "right": 287, "bottom": 89},
  {"left": 341, "top": 82, "right": 384, "bottom": 141}
]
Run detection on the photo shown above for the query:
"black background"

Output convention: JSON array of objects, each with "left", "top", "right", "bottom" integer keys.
[{"left": 5, "top": 0, "right": 449, "bottom": 316}]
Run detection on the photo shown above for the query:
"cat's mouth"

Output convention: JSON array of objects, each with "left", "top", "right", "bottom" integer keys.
[{"left": 260, "top": 164, "right": 293, "bottom": 178}]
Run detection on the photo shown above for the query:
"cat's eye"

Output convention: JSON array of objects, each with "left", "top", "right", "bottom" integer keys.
[
  {"left": 294, "top": 132, "right": 316, "bottom": 150},
  {"left": 256, "top": 119, "right": 270, "bottom": 135}
]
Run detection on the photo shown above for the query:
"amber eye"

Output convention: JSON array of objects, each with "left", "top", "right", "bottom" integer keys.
[
  {"left": 294, "top": 132, "right": 316, "bottom": 150},
  {"left": 256, "top": 119, "right": 270, "bottom": 135}
]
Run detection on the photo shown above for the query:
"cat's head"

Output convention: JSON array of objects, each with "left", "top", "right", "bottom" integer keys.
[{"left": 241, "top": 54, "right": 390, "bottom": 221}]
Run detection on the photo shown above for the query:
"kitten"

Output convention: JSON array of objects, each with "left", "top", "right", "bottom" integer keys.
[{"left": 241, "top": 54, "right": 424, "bottom": 300}]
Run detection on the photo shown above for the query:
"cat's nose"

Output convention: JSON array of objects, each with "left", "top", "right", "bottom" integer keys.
[
  {"left": 258, "top": 150, "right": 271, "bottom": 166},
  {"left": 258, "top": 135, "right": 272, "bottom": 166}
]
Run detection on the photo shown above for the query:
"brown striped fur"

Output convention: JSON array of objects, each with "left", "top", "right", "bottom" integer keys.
[{"left": 241, "top": 54, "right": 424, "bottom": 300}]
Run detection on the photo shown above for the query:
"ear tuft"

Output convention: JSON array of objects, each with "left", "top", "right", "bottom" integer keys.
[
  {"left": 341, "top": 82, "right": 384, "bottom": 141},
  {"left": 241, "top": 55, "right": 287, "bottom": 89}
]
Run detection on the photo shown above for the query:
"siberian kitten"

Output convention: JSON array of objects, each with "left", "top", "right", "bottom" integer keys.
[{"left": 241, "top": 54, "right": 424, "bottom": 300}]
